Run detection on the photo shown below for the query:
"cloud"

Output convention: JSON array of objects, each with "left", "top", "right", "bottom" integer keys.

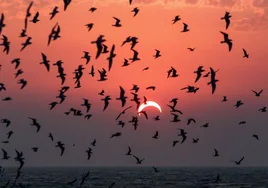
[
  {"left": 0, "top": 0, "right": 89, "bottom": 19},
  {"left": 233, "top": 7, "right": 268, "bottom": 31},
  {"left": 252, "top": 0, "right": 268, "bottom": 7},
  {"left": 185, "top": 0, "right": 199, "bottom": 4},
  {"left": 1, "top": 0, "right": 268, "bottom": 31}
]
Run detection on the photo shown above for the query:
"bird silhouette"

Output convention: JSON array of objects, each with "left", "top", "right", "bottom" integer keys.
[
  {"left": 98, "top": 68, "right": 108, "bottom": 81},
  {"left": 40, "top": 53, "right": 50, "bottom": 72},
  {"left": 129, "top": 49, "right": 140, "bottom": 62},
  {"left": 172, "top": 15, "right": 181, "bottom": 24},
  {"left": 132, "top": 7, "right": 140, "bottom": 17},
  {"left": 235, "top": 100, "right": 244, "bottom": 108},
  {"left": 152, "top": 166, "right": 159, "bottom": 173},
  {"left": 19, "top": 29, "right": 27, "bottom": 38},
  {"left": 85, "top": 23, "right": 94, "bottom": 31},
  {"left": 89, "top": 7, "right": 97, "bottom": 13},
  {"left": 17, "top": 79, "right": 27, "bottom": 89},
  {"left": 0, "top": 13, "right": 6, "bottom": 34},
  {"left": 82, "top": 51, "right": 91, "bottom": 64},
  {"left": 252, "top": 89, "right": 263, "bottom": 97},
  {"left": 116, "top": 86, "right": 127, "bottom": 107},
  {"left": 50, "top": 6, "right": 59, "bottom": 20},
  {"left": 181, "top": 23, "right": 190, "bottom": 32},
  {"left": 55, "top": 141, "right": 65, "bottom": 156},
  {"left": 172, "top": 140, "right": 179, "bottom": 147},
  {"left": 110, "top": 132, "right": 122, "bottom": 138},
  {"left": 152, "top": 131, "right": 159, "bottom": 139},
  {"left": 1, "top": 35, "right": 11, "bottom": 54},
  {"left": 220, "top": 31, "right": 232, "bottom": 51},
  {"left": 132, "top": 155, "right": 144, "bottom": 164},
  {"left": 63, "top": 0, "right": 72, "bottom": 11},
  {"left": 28, "top": 117, "right": 41, "bottom": 133},
  {"left": 115, "top": 106, "right": 132, "bottom": 120},
  {"left": 112, "top": 17, "right": 122, "bottom": 27},
  {"left": 221, "top": 11, "right": 232, "bottom": 29},
  {"left": 24, "top": 1, "right": 34, "bottom": 31},
  {"left": 30, "top": 12, "right": 40, "bottom": 23},
  {"left": 126, "top": 146, "right": 132, "bottom": 155},
  {"left": 213, "top": 148, "right": 219, "bottom": 157},
  {"left": 1, "top": 149, "right": 10, "bottom": 160},
  {"left": 187, "top": 47, "right": 195, "bottom": 51},
  {"left": 232, "top": 156, "right": 244, "bottom": 165},
  {"left": 178, "top": 129, "right": 187, "bottom": 144},
  {"left": 102, "top": 95, "right": 112, "bottom": 111},
  {"left": 153, "top": 49, "right": 161, "bottom": 59},
  {"left": 89, "top": 65, "right": 95, "bottom": 77},
  {"left": 242, "top": 48, "right": 249, "bottom": 58},
  {"left": 208, "top": 67, "right": 219, "bottom": 94},
  {"left": 107, "top": 44, "right": 116, "bottom": 71}
]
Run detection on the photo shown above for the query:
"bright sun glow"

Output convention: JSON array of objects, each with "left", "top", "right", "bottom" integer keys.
[{"left": 137, "top": 101, "right": 162, "bottom": 114}]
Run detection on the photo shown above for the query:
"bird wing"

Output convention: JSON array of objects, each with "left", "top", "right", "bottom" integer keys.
[
  {"left": 96, "top": 43, "right": 103, "bottom": 59},
  {"left": 225, "top": 18, "right": 230, "bottom": 29}
]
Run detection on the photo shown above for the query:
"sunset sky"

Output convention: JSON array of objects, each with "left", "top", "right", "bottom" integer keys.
[{"left": 0, "top": 0, "right": 268, "bottom": 167}]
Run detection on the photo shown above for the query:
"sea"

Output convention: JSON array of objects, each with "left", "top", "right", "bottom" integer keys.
[{"left": 0, "top": 167, "right": 268, "bottom": 188}]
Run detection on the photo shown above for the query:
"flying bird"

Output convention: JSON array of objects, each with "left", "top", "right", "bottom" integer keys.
[
  {"left": 131, "top": 7, "right": 140, "bottom": 17},
  {"left": 24, "top": 1, "right": 34, "bottom": 31},
  {"left": 243, "top": 48, "right": 249, "bottom": 58},
  {"left": 112, "top": 17, "right": 122, "bottom": 27},
  {"left": 40, "top": 53, "right": 50, "bottom": 72},
  {"left": 82, "top": 51, "right": 91, "bottom": 64},
  {"left": 232, "top": 156, "right": 244, "bottom": 165},
  {"left": 63, "top": 0, "right": 72, "bottom": 11},
  {"left": 221, "top": 11, "right": 232, "bottom": 29},
  {"left": 55, "top": 141, "right": 65, "bottom": 156},
  {"left": 172, "top": 15, "right": 181, "bottom": 24},
  {"left": 129, "top": 49, "right": 140, "bottom": 62},
  {"left": 220, "top": 31, "right": 232, "bottom": 51},
  {"left": 187, "top": 47, "right": 195, "bottom": 51},
  {"left": 110, "top": 132, "right": 122, "bottom": 138},
  {"left": 49, "top": 6, "right": 59, "bottom": 20},
  {"left": 89, "top": 7, "right": 97, "bottom": 12},
  {"left": 30, "top": 12, "right": 40, "bottom": 23},
  {"left": 213, "top": 149, "right": 219, "bottom": 157},
  {"left": 126, "top": 146, "right": 132, "bottom": 155},
  {"left": 152, "top": 131, "right": 159, "bottom": 139},
  {"left": 132, "top": 155, "right": 144, "bottom": 164},
  {"left": 85, "top": 23, "right": 94, "bottom": 31},
  {"left": 11, "top": 58, "right": 21, "bottom": 69},
  {"left": 17, "top": 79, "right": 28, "bottom": 89},
  {"left": 102, "top": 95, "right": 112, "bottom": 111},
  {"left": 0, "top": 13, "right": 6, "bottom": 34},
  {"left": 181, "top": 23, "right": 190, "bottom": 32},
  {"left": 194, "top": 66, "right": 205, "bottom": 83},
  {"left": 208, "top": 67, "right": 219, "bottom": 94},
  {"left": 252, "top": 134, "right": 259, "bottom": 140},
  {"left": 153, "top": 49, "right": 161, "bottom": 59},
  {"left": 28, "top": 117, "right": 41, "bottom": 133},
  {"left": 116, "top": 86, "right": 127, "bottom": 107},
  {"left": 1, "top": 35, "right": 10, "bottom": 54},
  {"left": 107, "top": 44, "right": 116, "bottom": 71},
  {"left": 115, "top": 106, "right": 132, "bottom": 120}
]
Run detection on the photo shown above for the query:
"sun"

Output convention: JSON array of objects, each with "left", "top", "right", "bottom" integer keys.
[{"left": 137, "top": 101, "right": 162, "bottom": 113}]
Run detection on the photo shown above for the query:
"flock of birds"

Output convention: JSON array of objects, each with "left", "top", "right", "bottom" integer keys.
[{"left": 0, "top": 0, "right": 265, "bottom": 187}]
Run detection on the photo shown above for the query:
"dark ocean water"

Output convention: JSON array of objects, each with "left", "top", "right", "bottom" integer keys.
[{"left": 0, "top": 167, "right": 268, "bottom": 188}]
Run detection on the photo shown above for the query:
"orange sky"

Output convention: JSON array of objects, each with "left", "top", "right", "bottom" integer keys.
[{"left": 0, "top": 0, "right": 268, "bottom": 167}]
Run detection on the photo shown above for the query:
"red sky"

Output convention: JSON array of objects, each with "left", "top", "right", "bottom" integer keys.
[{"left": 0, "top": 0, "right": 268, "bottom": 167}]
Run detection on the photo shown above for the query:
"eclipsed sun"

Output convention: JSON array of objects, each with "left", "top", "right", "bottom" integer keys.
[{"left": 137, "top": 101, "right": 162, "bottom": 113}]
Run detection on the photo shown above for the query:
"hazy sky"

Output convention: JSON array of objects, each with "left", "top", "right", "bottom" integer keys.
[{"left": 0, "top": 0, "right": 268, "bottom": 167}]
